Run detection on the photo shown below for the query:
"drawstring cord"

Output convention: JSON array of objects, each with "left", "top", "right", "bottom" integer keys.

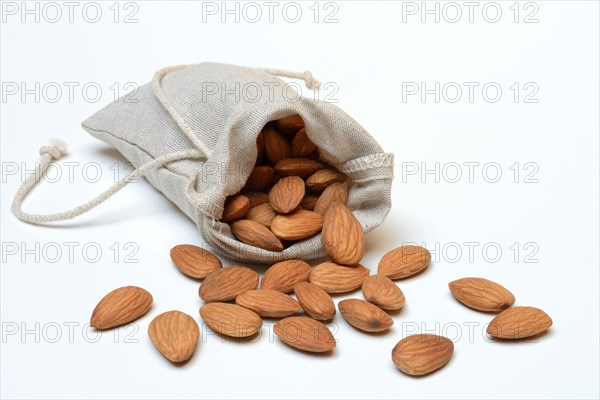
[{"left": 264, "top": 68, "right": 321, "bottom": 90}]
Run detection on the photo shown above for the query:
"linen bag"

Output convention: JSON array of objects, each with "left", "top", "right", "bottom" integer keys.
[{"left": 12, "top": 62, "right": 394, "bottom": 263}]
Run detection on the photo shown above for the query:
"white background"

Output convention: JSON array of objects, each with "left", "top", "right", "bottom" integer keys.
[{"left": 1, "top": 1, "right": 599, "bottom": 399}]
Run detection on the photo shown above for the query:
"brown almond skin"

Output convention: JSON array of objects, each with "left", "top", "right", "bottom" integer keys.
[
  {"left": 338, "top": 299, "right": 393, "bottom": 333},
  {"left": 309, "top": 262, "right": 370, "bottom": 293},
  {"left": 449, "top": 277, "right": 515, "bottom": 312},
  {"left": 261, "top": 260, "right": 311, "bottom": 293},
  {"left": 90, "top": 286, "right": 153, "bottom": 330},
  {"left": 306, "top": 168, "right": 346, "bottom": 193},
  {"left": 170, "top": 244, "right": 222, "bottom": 279},
  {"left": 294, "top": 282, "right": 336, "bottom": 321},
  {"left": 244, "top": 166, "right": 274, "bottom": 191},
  {"left": 199, "top": 266, "right": 259, "bottom": 302},
  {"left": 314, "top": 182, "right": 348, "bottom": 215},
  {"left": 269, "top": 175, "right": 305, "bottom": 214},
  {"left": 270, "top": 210, "right": 324, "bottom": 241},
  {"left": 276, "top": 114, "right": 304, "bottom": 135},
  {"left": 263, "top": 126, "right": 291, "bottom": 164},
  {"left": 200, "top": 303, "right": 262, "bottom": 338},
  {"left": 148, "top": 310, "right": 199, "bottom": 363},
  {"left": 236, "top": 290, "right": 301, "bottom": 318},
  {"left": 378, "top": 245, "right": 431, "bottom": 280},
  {"left": 243, "top": 191, "right": 270, "bottom": 208},
  {"left": 245, "top": 203, "right": 277, "bottom": 228},
  {"left": 274, "top": 158, "right": 324, "bottom": 178},
  {"left": 231, "top": 219, "right": 284, "bottom": 252},
  {"left": 300, "top": 195, "right": 319, "bottom": 211},
  {"left": 321, "top": 203, "right": 365, "bottom": 265},
  {"left": 487, "top": 306, "right": 553, "bottom": 339},
  {"left": 292, "top": 128, "right": 317, "bottom": 157},
  {"left": 392, "top": 334, "right": 454, "bottom": 376},
  {"left": 362, "top": 275, "right": 405, "bottom": 310},
  {"left": 256, "top": 129, "right": 264, "bottom": 163},
  {"left": 221, "top": 194, "right": 250, "bottom": 223},
  {"left": 274, "top": 316, "right": 335, "bottom": 352}
]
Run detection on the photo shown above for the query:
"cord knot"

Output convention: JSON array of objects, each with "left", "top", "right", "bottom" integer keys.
[
  {"left": 302, "top": 70, "right": 320, "bottom": 90},
  {"left": 39, "top": 139, "right": 67, "bottom": 160}
]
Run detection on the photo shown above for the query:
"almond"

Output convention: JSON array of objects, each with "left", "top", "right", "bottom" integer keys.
[
  {"left": 392, "top": 334, "right": 454, "bottom": 376},
  {"left": 231, "top": 219, "right": 284, "bottom": 252},
  {"left": 263, "top": 126, "right": 291, "bottom": 164},
  {"left": 293, "top": 282, "right": 336, "bottom": 321},
  {"left": 199, "top": 265, "right": 259, "bottom": 302},
  {"left": 170, "top": 244, "right": 222, "bottom": 279},
  {"left": 449, "top": 277, "right": 515, "bottom": 312},
  {"left": 338, "top": 299, "right": 393, "bottom": 333},
  {"left": 270, "top": 210, "right": 324, "bottom": 241},
  {"left": 148, "top": 310, "right": 199, "bottom": 363},
  {"left": 362, "top": 275, "right": 405, "bottom": 310},
  {"left": 321, "top": 203, "right": 364, "bottom": 265},
  {"left": 300, "top": 194, "right": 319, "bottom": 211},
  {"left": 314, "top": 182, "right": 348, "bottom": 215},
  {"left": 276, "top": 114, "right": 304, "bottom": 135},
  {"left": 292, "top": 128, "right": 317, "bottom": 157},
  {"left": 200, "top": 303, "right": 262, "bottom": 338},
  {"left": 244, "top": 166, "right": 274, "bottom": 191},
  {"left": 269, "top": 175, "right": 305, "bottom": 214},
  {"left": 236, "top": 290, "right": 301, "bottom": 318},
  {"left": 261, "top": 259, "right": 311, "bottom": 293},
  {"left": 90, "top": 286, "right": 152, "bottom": 330},
  {"left": 221, "top": 194, "right": 250, "bottom": 223},
  {"left": 309, "top": 262, "right": 370, "bottom": 293},
  {"left": 245, "top": 203, "right": 277, "bottom": 228},
  {"left": 243, "top": 191, "right": 270, "bottom": 208},
  {"left": 378, "top": 245, "right": 431, "bottom": 280},
  {"left": 256, "top": 129, "right": 264, "bottom": 163},
  {"left": 274, "top": 158, "right": 324, "bottom": 178},
  {"left": 487, "top": 306, "right": 552, "bottom": 339},
  {"left": 306, "top": 168, "right": 346, "bottom": 193},
  {"left": 274, "top": 316, "right": 335, "bottom": 352}
]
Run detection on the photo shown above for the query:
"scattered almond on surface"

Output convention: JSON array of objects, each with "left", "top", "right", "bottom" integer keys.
[
  {"left": 274, "top": 316, "right": 336, "bottom": 353},
  {"left": 90, "top": 286, "right": 153, "bottom": 330},
  {"left": 236, "top": 289, "right": 301, "bottom": 318},
  {"left": 487, "top": 306, "right": 552, "bottom": 339},
  {"left": 148, "top": 310, "right": 199, "bottom": 363},
  {"left": 338, "top": 299, "right": 393, "bottom": 333},
  {"left": 362, "top": 275, "right": 405, "bottom": 311},
  {"left": 170, "top": 244, "right": 222, "bottom": 279},
  {"left": 261, "top": 260, "right": 311, "bottom": 293},
  {"left": 199, "top": 265, "right": 259, "bottom": 302},
  {"left": 309, "top": 262, "right": 370, "bottom": 293},
  {"left": 200, "top": 302, "right": 262, "bottom": 338},
  {"left": 392, "top": 334, "right": 454, "bottom": 376},
  {"left": 378, "top": 245, "right": 431, "bottom": 280},
  {"left": 449, "top": 277, "right": 515, "bottom": 312},
  {"left": 294, "top": 282, "right": 336, "bottom": 321}
]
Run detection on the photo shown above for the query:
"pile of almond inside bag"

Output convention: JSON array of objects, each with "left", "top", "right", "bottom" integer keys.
[{"left": 89, "top": 115, "right": 553, "bottom": 376}]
